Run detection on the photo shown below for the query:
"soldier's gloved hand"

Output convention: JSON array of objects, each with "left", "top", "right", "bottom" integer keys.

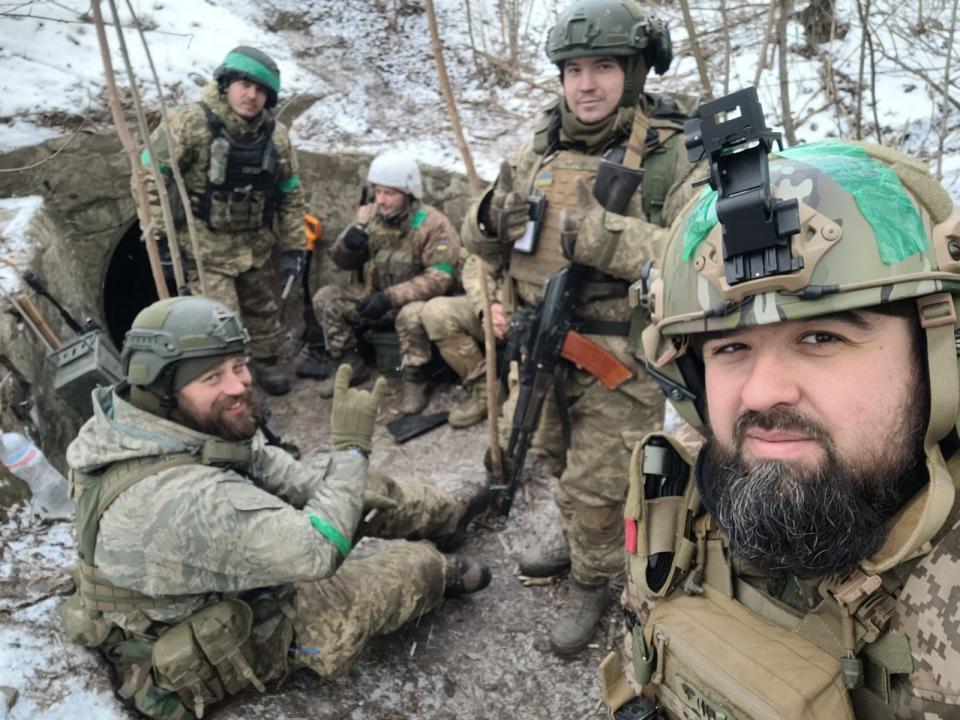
[
  {"left": 342, "top": 225, "right": 369, "bottom": 252},
  {"left": 560, "top": 177, "right": 610, "bottom": 265},
  {"left": 489, "top": 160, "right": 528, "bottom": 244},
  {"left": 279, "top": 249, "right": 305, "bottom": 287},
  {"left": 356, "top": 291, "right": 391, "bottom": 321},
  {"left": 331, "top": 364, "right": 386, "bottom": 454}
]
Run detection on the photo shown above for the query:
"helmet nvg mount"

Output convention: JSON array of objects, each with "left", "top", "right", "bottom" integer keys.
[
  {"left": 639, "top": 86, "right": 960, "bottom": 571},
  {"left": 214, "top": 46, "right": 281, "bottom": 108},
  {"left": 122, "top": 297, "right": 250, "bottom": 397},
  {"left": 367, "top": 150, "right": 423, "bottom": 200},
  {"left": 546, "top": 0, "right": 673, "bottom": 108}
]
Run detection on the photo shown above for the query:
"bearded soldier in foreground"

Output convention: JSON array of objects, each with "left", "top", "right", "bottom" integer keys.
[
  {"left": 59, "top": 297, "right": 490, "bottom": 719},
  {"left": 461, "top": 0, "right": 698, "bottom": 655},
  {"left": 601, "top": 90, "right": 960, "bottom": 719}
]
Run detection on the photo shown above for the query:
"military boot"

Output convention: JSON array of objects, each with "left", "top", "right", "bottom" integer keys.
[
  {"left": 548, "top": 579, "right": 609, "bottom": 657},
  {"left": 443, "top": 555, "right": 492, "bottom": 598},
  {"left": 435, "top": 476, "right": 494, "bottom": 552},
  {"left": 295, "top": 345, "right": 334, "bottom": 380},
  {"left": 317, "top": 352, "right": 370, "bottom": 398},
  {"left": 399, "top": 365, "right": 429, "bottom": 415},
  {"left": 448, "top": 379, "right": 487, "bottom": 428},
  {"left": 517, "top": 527, "right": 571, "bottom": 577},
  {"left": 253, "top": 358, "right": 291, "bottom": 396}
]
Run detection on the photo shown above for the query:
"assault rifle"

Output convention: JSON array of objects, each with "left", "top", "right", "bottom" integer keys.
[{"left": 496, "top": 263, "right": 633, "bottom": 516}]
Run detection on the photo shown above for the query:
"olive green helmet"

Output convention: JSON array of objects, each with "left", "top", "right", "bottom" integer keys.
[
  {"left": 122, "top": 297, "right": 250, "bottom": 394},
  {"left": 214, "top": 46, "right": 281, "bottom": 108},
  {"left": 546, "top": 0, "right": 672, "bottom": 107}
]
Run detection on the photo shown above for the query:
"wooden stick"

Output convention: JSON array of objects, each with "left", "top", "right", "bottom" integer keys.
[
  {"left": 14, "top": 294, "right": 62, "bottom": 350},
  {"left": 0, "top": 287, "right": 57, "bottom": 354},
  {"left": 90, "top": 0, "right": 168, "bottom": 300},
  {"left": 477, "top": 263, "right": 503, "bottom": 482}
]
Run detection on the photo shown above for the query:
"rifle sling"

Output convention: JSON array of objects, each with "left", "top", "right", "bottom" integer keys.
[{"left": 576, "top": 318, "right": 631, "bottom": 336}]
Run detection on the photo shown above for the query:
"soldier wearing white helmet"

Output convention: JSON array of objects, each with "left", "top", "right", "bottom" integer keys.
[{"left": 304, "top": 151, "right": 461, "bottom": 413}]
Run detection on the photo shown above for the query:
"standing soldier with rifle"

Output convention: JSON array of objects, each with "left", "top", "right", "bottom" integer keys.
[
  {"left": 139, "top": 46, "right": 306, "bottom": 397},
  {"left": 461, "top": 0, "right": 699, "bottom": 656}
]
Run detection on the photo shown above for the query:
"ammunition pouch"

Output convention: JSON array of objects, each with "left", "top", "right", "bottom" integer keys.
[
  {"left": 371, "top": 248, "right": 417, "bottom": 289},
  {"left": 152, "top": 599, "right": 267, "bottom": 717}
]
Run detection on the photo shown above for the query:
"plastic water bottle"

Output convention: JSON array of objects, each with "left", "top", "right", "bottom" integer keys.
[{"left": 0, "top": 431, "right": 73, "bottom": 520}]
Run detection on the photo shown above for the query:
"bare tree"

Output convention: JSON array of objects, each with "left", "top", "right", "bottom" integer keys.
[
  {"left": 425, "top": 0, "right": 482, "bottom": 195},
  {"left": 939, "top": 0, "right": 960, "bottom": 179},
  {"left": 679, "top": 0, "right": 714, "bottom": 102},
  {"left": 777, "top": 0, "right": 798, "bottom": 145},
  {"left": 754, "top": 0, "right": 778, "bottom": 88}
]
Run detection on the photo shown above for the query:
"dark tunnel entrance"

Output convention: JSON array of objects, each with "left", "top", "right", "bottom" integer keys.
[{"left": 102, "top": 221, "right": 162, "bottom": 349}]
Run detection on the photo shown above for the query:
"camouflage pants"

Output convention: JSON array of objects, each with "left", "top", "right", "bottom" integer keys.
[
  {"left": 502, "top": 367, "right": 662, "bottom": 586},
  {"left": 312, "top": 284, "right": 431, "bottom": 366},
  {"left": 421, "top": 294, "right": 485, "bottom": 380},
  {"left": 187, "top": 260, "right": 284, "bottom": 361},
  {"left": 292, "top": 469, "right": 457, "bottom": 676}
]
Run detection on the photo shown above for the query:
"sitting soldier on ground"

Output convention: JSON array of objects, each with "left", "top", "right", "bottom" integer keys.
[
  {"left": 305, "top": 150, "right": 461, "bottom": 414},
  {"left": 420, "top": 251, "right": 504, "bottom": 428},
  {"left": 59, "top": 296, "right": 491, "bottom": 720}
]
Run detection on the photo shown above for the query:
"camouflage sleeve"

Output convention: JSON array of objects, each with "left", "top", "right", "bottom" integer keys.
[
  {"left": 571, "top": 146, "right": 702, "bottom": 282},
  {"left": 890, "top": 521, "right": 960, "bottom": 713},
  {"left": 139, "top": 109, "right": 198, "bottom": 236},
  {"left": 460, "top": 252, "right": 506, "bottom": 316},
  {"left": 384, "top": 208, "right": 459, "bottom": 305},
  {"left": 272, "top": 122, "right": 306, "bottom": 253}
]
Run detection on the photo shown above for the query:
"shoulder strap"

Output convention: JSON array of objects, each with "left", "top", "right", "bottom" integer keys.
[
  {"left": 198, "top": 101, "right": 224, "bottom": 137},
  {"left": 75, "top": 452, "right": 200, "bottom": 613}
]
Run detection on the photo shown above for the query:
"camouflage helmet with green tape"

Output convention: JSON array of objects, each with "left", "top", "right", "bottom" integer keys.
[
  {"left": 122, "top": 297, "right": 250, "bottom": 394},
  {"left": 546, "top": 0, "right": 673, "bottom": 107},
  {"left": 214, "top": 46, "right": 281, "bottom": 108},
  {"left": 642, "top": 139, "right": 960, "bottom": 440}
]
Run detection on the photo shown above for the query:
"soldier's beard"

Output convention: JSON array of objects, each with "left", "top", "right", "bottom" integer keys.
[
  {"left": 698, "top": 404, "right": 927, "bottom": 575},
  {"left": 177, "top": 387, "right": 261, "bottom": 441}
]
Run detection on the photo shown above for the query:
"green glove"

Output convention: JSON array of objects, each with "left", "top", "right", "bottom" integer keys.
[{"left": 331, "top": 364, "right": 386, "bottom": 453}]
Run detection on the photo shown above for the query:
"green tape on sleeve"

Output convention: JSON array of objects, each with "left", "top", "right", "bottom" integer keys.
[
  {"left": 140, "top": 148, "right": 172, "bottom": 176},
  {"left": 411, "top": 208, "right": 427, "bottom": 229},
  {"left": 430, "top": 263, "right": 454, "bottom": 276},
  {"left": 308, "top": 514, "right": 351, "bottom": 557},
  {"left": 278, "top": 174, "right": 301, "bottom": 192}
]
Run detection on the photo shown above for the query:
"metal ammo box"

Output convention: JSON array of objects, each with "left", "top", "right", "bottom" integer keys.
[{"left": 52, "top": 330, "right": 123, "bottom": 417}]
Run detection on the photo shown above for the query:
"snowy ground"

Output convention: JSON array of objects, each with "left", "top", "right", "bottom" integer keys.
[{"left": 1, "top": 1, "right": 959, "bottom": 193}]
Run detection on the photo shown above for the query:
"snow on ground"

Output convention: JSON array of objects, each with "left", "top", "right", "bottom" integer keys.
[{"left": 0, "top": 196, "right": 44, "bottom": 293}]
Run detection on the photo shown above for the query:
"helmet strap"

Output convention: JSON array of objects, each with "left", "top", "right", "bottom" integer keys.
[{"left": 620, "top": 56, "right": 649, "bottom": 109}]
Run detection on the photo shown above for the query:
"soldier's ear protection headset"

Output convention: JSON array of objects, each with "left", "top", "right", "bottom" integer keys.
[{"left": 641, "top": 16, "right": 673, "bottom": 76}]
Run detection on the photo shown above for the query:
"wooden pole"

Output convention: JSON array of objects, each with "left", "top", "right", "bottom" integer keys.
[
  {"left": 477, "top": 263, "right": 503, "bottom": 482},
  {"left": 90, "top": 0, "right": 168, "bottom": 299},
  {"left": 424, "top": 0, "right": 483, "bottom": 195}
]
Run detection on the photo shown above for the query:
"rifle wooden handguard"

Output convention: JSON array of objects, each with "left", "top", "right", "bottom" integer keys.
[{"left": 561, "top": 330, "right": 633, "bottom": 390}]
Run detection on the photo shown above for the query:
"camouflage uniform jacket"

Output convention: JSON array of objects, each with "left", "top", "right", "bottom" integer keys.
[
  {"left": 459, "top": 250, "right": 507, "bottom": 319},
  {"left": 331, "top": 201, "right": 460, "bottom": 307},
  {"left": 65, "top": 385, "right": 367, "bottom": 629},
  {"left": 617, "top": 440, "right": 960, "bottom": 718},
  {"left": 461, "top": 94, "right": 699, "bottom": 403},
  {"left": 140, "top": 81, "right": 305, "bottom": 276}
]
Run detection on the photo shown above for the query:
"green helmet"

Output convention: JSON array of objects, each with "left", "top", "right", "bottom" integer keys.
[
  {"left": 644, "top": 137, "right": 960, "bottom": 437},
  {"left": 546, "top": 0, "right": 672, "bottom": 107},
  {"left": 214, "top": 46, "right": 281, "bottom": 108},
  {"left": 122, "top": 297, "right": 250, "bottom": 395}
]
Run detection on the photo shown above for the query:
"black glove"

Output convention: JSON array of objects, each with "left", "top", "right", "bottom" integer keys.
[
  {"left": 356, "top": 291, "right": 392, "bottom": 321},
  {"left": 343, "top": 225, "right": 369, "bottom": 252}
]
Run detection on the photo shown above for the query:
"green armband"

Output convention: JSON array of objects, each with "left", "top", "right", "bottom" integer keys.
[
  {"left": 140, "top": 149, "right": 172, "bottom": 176},
  {"left": 278, "top": 174, "right": 301, "bottom": 192},
  {"left": 430, "top": 263, "right": 454, "bottom": 276},
  {"left": 308, "top": 514, "right": 352, "bottom": 557}
]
